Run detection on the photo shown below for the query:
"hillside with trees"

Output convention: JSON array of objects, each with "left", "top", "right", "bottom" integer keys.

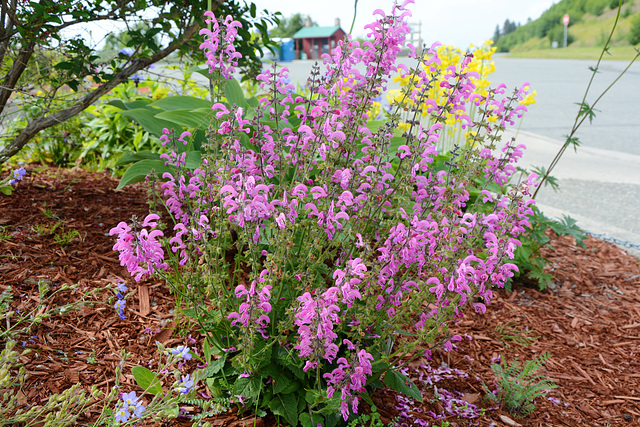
[{"left": 493, "top": 0, "right": 640, "bottom": 53}]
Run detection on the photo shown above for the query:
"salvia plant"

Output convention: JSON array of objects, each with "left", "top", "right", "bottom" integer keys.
[{"left": 110, "top": 1, "right": 539, "bottom": 425}]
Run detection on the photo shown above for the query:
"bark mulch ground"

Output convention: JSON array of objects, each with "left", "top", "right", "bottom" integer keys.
[{"left": 1, "top": 166, "right": 639, "bottom": 426}]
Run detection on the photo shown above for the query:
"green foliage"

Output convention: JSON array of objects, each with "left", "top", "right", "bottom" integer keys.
[
  {"left": 629, "top": 13, "right": 640, "bottom": 45},
  {"left": 509, "top": 206, "right": 585, "bottom": 291},
  {"left": 270, "top": 13, "right": 316, "bottom": 38},
  {"left": 585, "top": 0, "right": 609, "bottom": 16},
  {"left": 495, "top": 0, "right": 593, "bottom": 51},
  {"left": 610, "top": 0, "right": 628, "bottom": 9},
  {"left": 114, "top": 74, "right": 261, "bottom": 189},
  {"left": 494, "top": 322, "right": 539, "bottom": 348},
  {"left": 483, "top": 353, "right": 557, "bottom": 418},
  {"left": 132, "top": 366, "right": 163, "bottom": 396},
  {"left": 383, "top": 370, "right": 422, "bottom": 402},
  {"left": 53, "top": 227, "right": 81, "bottom": 247},
  {"left": 347, "top": 405, "right": 385, "bottom": 427},
  {"left": 0, "top": 0, "right": 279, "bottom": 165}
]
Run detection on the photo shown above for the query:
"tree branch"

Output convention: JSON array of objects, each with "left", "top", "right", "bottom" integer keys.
[
  {"left": 0, "top": 21, "right": 200, "bottom": 165},
  {"left": 0, "top": 39, "right": 35, "bottom": 117}
]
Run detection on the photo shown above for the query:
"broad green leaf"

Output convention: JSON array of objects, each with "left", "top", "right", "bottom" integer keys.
[
  {"left": 107, "top": 100, "right": 128, "bottom": 111},
  {"left": 203, "top": 356, "right": 226, "bottom": 378},
  {"left": 131, "top": 366, "right": 162, "bottom": 395},
  {"left": 120, "top": 108, "right": 177, "bottom": 136},
  {"left": 268, "top": 393, "right": 298, "bottom": 426},
  {"left": 150, "top": 96, "right": 212, "bottom": 111},
  {"left": 366, "top": 120, "right": 385, "bottom": 133},
  {"left": 115, "top": 150, "right": 160, "bottom": 166},
  {"left": 185, "top": 150, "right": 202, "bottom": 169},
  {"left": 115, "top": 159, "right": 172, "bottom": 189},
  {"left": 299, "top": 412, "right": 324, "bottom": 427},
  {"left": 272, "top": 373, "right": 298, "bottom": 395},
  {"left": 223, "top": 77, "right": 249, "bottom": 108},
  {"left": 247, "top": 96, "right": 259, "bottom": 108},
  {"left": 187, "top": 64, "right": 211, "bottom": 81},
  {"left": 325, "top": 412, "right": 341, "bottom": 427},
  {"left": 109, "top": 99, "right": 152, "bottom": 111},
  {"left": 232, "top": 377, "right": 261, "bottom": 401},
  {"left": 384, "top": 370, "right": 422, "bottom": 402},
  {"left": 154, "top": 109, "right": 211, "bottom": 129}
]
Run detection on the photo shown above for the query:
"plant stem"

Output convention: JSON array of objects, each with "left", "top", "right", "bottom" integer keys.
[{"left": 533, "top": 1, "right": 639, "bottom": 198}]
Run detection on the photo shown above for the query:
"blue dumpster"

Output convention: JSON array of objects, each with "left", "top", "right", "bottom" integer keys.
[{"left": 280, "top": 38, "right": 295, "bottom": 62}]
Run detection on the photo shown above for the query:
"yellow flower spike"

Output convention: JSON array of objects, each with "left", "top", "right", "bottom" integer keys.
[
  {"left": 398, "top": 122, "right": 411, "bottom": 132},
  {"left": 520, "top": 90, "right": 538, "bottom": 106}
]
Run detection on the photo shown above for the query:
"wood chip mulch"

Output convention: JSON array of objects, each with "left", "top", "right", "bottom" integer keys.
[{"left": 0, "top": 165, "right": 638, "bottom": 426}]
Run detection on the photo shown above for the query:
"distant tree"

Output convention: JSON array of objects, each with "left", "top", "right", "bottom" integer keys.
[
  {"left": 492, "top": 25, "right": 501, "bottom": 42},
  {"left": 502, "top": 19, "right": 518, "bottom": 37},
  {"left": 0, "top": 0, "right": 278, "bottom": 165},
  {"left": 585, "top": 0, "right": 607, "bottom": 16},
  {"left": 270, "top": 13, "right": 316, "bottom": 38}
]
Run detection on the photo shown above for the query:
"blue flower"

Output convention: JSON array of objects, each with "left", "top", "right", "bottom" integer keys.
[
  {"left": 13, "top": 167, "right": 26, "bottom": 180},
  {"left": 170, "top": 345, "right": 192, "bottom": 360},
  {"left": 119, "top": 47, "right": 134, "bottom": 56},
  {"left": 131, "top": 401, "right": 146, "bottom": 418},
  {"left": 114, "top": 299, "right": 126, "bottom": 319},
  {"left": 177, "top": 374, "right": 194, "bottom": 394},
  {"left": 114, "top": 404, "right": 130, "bottom": 423},
  {"left": 9, "top": 167, "right": 26, "bottom": 185},
  {"left": 121, "top": 390, "right": 138, "bottom": 408},
  {"left": 116, "top": 281, "right": 128, "bottom": 293}
]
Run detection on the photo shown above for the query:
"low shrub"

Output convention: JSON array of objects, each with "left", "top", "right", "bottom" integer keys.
[{"left": 112, "top": 2, "right": 540, "bottom": 425}]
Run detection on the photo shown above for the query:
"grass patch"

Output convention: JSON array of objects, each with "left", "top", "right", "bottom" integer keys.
[{"left": 507, "top": 46, "right": 639, "bottom": 60}]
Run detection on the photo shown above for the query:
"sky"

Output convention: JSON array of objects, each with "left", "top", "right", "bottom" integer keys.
[{"left": 251, "top": 0, "right": 558, "bottom": 48}]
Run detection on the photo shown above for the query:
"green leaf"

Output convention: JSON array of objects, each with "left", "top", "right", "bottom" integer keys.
[
  {"left": 184, "top": 150, "right": 202, "bottom": 169},
  {"left": 154, "top": 109, "right": 211, "bottom": 129},
  {"left": 299, "top": 412, "right": 324, "bottom": 427},
  {"left": 232, "top": 377, "right": 261, "bottom": 401},
  {"left": 131, "top": 366, "right": 162, "bottom": 395},
  {"left": 109, "top": 99, "right": 152, "bottom": 111},
  {"left": 272, "top": 373, "right": 298, "bottom": 395},
  {"left": 203, "top": 356, "right": 226, "bottom": 378},
  {"left": 107, "top": 100, "right": 128, "bottom": 111},
  {"left": 150, "top": 96, "right": 211, "bottom": 111},
  {"left": 203, "top": 338, "right": 212, "bottom": 364},
  {"left": 120, "top": 108, "right": 178, "bottom": 136},
  {"left": 116, "top": 150, "right": 160, "bottom": 166},
  {"left": 187, "top": 64, "right": 211, "bottom": 81},
  {"left": 115, "top": 159, "right": 172, "bottom": 190},
  {"left": 268, "top": 393, "right": 299, "bottom": 426},
  {"left": 223, "top": 78, "right": 249, "bottom": 108},
  {"left": 384, "top": 370, "right": 422, "bottom": 402}
]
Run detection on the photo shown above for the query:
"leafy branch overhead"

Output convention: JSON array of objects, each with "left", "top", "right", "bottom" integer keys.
[{"left": 0, "top": 0, "right": 279, "bottom": 165}]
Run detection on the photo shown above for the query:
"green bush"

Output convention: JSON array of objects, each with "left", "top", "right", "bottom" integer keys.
[
  {"left": 547, "top": 24, "right": 575, "bottom": 46},
  {"left": 585, "top": 0, "right": 608, "bottom": 16},
  {"left": 629, "top": 13, "right": 640, "bottom": 45},
  {"left": 609, "top": 0, "right": 626, "bottom": 10}
]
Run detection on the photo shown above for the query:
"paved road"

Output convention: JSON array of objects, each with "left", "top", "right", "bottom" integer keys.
[{"left": 491, "top": 55, "right": 640, "bottom": 156}]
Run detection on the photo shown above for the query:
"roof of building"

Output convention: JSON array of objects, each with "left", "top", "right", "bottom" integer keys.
[{"left": 292, "top": 26, "right": 343, "bottom": 39}]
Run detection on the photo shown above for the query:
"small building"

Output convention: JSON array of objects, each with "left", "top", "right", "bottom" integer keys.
[{"left": 292, "top": 23, "right": 346, "bottom": 60}]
